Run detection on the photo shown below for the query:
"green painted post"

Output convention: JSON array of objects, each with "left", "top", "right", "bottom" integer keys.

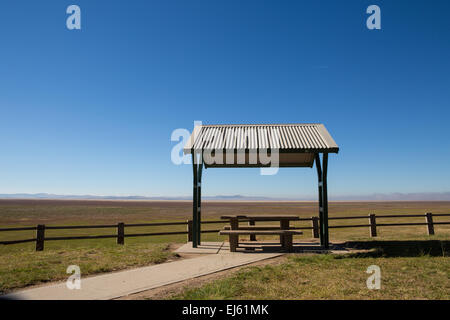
[
  {"left": 192, "top": 152, "right": 198, "bottom": 248},
  {"left": 322, "top": 153, "right": 329, "bottom": 249},
  {"left": 197, "top": 162, "right": 203, "bottom": 245},
  {"left": 315, "top": 154, "right": 325, "bottom": 246}
]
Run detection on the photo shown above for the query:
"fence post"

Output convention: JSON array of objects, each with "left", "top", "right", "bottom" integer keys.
[
  {"left": 36, "top": 224, "right": 45, "bottom": 251},
  {"left": 369, "top": 214, "right": 377, "bottom": 237},
  {"left": 425, "top": 212, "right": 434, "bottom": 235},
  {"left": 311, "top": 216, "right": 320, "bottom": 238},
  {"left": 117, "top": 222, "right": 125, "bottom": 245},
  {"left": 248, "top": 220, "right": 256, "bottom": 241},
  {"left": 187, "top": 220, "right": 193, "bottom": 242}
]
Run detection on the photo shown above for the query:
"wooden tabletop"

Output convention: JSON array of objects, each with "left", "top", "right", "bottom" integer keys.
[{"left": 221, "top": 215, "right": 300, "bottom": 221}]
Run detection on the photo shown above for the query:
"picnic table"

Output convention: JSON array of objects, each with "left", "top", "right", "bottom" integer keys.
[{"left": 219, "top": 215, "right": 303, "bottom": 252}]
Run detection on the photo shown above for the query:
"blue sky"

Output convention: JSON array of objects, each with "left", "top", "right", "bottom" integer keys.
[{"left": 1, "top": 0, "right": 449, "bottom": 198}]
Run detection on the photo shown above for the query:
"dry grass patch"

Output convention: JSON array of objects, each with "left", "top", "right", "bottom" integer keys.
[{"left": 172, "top": 243, "right": 450, "bottom": 300}]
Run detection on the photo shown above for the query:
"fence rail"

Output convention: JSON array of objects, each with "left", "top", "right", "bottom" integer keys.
[{"left": 0, "top": 213, "right": 449, "bottom": 251}]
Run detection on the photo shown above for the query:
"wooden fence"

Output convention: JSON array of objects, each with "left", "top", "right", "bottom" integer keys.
[{"left": 0, "top": 213, "right": 449, "bottom": 251}]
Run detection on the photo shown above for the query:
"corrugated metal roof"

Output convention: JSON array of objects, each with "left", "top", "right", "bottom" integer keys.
[{"left": 183, "top": 123, "right": 339, "bottom": 153}]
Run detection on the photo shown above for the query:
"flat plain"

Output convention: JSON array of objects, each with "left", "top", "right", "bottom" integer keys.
[{"left": 0, "top": 199, "right": 449, "bottom": 297}]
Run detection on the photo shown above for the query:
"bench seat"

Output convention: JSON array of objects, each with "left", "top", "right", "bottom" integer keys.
[
  {"left": 220, "top": 230, "right": 302, "bottom": 235},
  {"left": 223, "top": 226, "right": 299, "bottom": 231},
  {"left": 219, "top": 230, "right": 303, "bottom": 252}
]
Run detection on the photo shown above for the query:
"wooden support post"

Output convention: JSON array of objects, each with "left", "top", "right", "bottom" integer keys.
[
  {"left": 36, "top": 224, "right": 45, "bottom": 251},
  {"left": 117, "top": 222, "right": 125, "bottom": 245},
  {"left": 187, "top": 220, "right": 193, "bottom": 242},
  {"left": 425, "top": 212, "right": 434, "bottom": 235},
  {"left": 280, "top": 219, "right": 289, "bottom": 244},
  {"left": 248, "top": 220, "right": 256, "bottom": 241},
  {"left": 311, "top": 216, "right": 320, "bottom": 238},
  {"left": 283, "top": 234, "right": 293, "bottom": 252},
  {"left": 369, "top": 214, "right": 377, "bottom": 237}
]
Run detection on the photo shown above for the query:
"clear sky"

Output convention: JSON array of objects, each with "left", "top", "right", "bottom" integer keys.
[{"left": 1, "top": 0, "right": 449, "bottom": 199}]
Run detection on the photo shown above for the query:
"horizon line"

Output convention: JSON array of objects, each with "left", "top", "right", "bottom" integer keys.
[{"left": 1, "top": 192, "right": 450, "bottom": 202}]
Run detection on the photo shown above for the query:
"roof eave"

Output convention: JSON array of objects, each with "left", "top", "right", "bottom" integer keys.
[{"left": 183, "top": 147, "right": 339, "bottom": 154}]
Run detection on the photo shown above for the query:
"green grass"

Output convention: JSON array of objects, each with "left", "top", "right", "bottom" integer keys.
[
  {"left": 172, "top": 244, "right": 450, "bottom": 300},
  {"left": 0, "top": 241, "right": 174, "bottom": 294}
]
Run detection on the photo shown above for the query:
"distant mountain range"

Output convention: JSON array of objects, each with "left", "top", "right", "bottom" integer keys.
[
  {"left": 0, "top": 192, "right": 450, "bottom": 201},
  {"left": 0, "top": 193, "right": 276, "bottom": 201}
]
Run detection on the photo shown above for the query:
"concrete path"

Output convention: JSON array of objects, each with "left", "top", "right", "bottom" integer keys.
[
  {"left": 175, "top": 241, "right": 228, "bottom": 254},
  {"left": 3, "top": 248, "right": 281, "bottom": 300}
]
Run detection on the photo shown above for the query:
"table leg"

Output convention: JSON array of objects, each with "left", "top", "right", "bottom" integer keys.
[
  {"left": 248, "top": 220, "right": 256, "bottom": 241},
  {"left": 229, "top": 234, "right": 238, "bottom": 252},
  {"left": 230, "top": 218, "right": 238, "bottom": 230},
  {"left": 230, "top": 218, "right": 239, "bottom": 251}
]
